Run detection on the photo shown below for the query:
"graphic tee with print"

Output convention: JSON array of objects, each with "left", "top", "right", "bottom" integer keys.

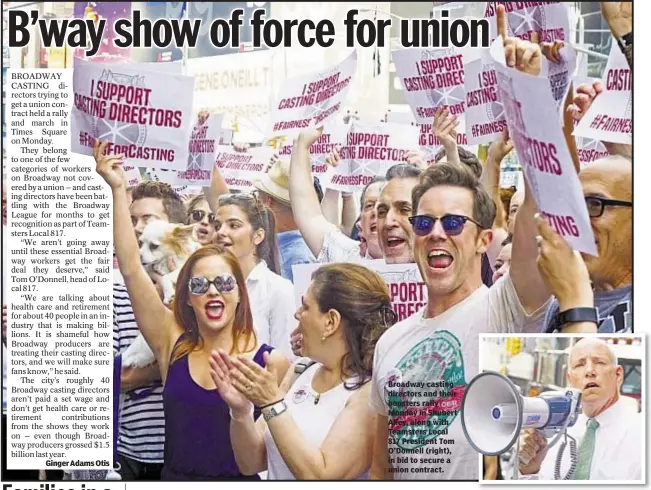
[{"left": 369, "top": 274, "right": 546, "bottom": 480}]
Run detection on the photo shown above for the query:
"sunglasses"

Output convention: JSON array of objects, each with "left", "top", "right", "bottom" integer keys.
[
  {"left": 409, "top": 214, "right": 484, "bottom": 237},
  {"left": 585, "top": 196, "right": 632, "bottom": 218},
  {"left": 188, "top": 275, "right": 236, "bottom": 295},
  {"left": 189, "top": 209, "right": 218, "bottom": 225}
]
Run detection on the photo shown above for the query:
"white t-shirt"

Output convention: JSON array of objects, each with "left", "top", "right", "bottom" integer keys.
[
  {"left": 247, "top": 261, "right": 297, "bottom": 359},
  {"left": 369, "top": 273, "right": 546, "bottom": 480},
  {"left": 264, "top": 363, "right": 362, "bottom": 479},
  {"left": 317, "top": 225, "right": 366, "bottom": 263},
  {"left": 538, "top": 398, "right": 642, "bottom": 481}
]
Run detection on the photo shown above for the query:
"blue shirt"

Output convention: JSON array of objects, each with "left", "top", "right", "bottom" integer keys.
[{"left": 277, "top": 230, "right": 315, "bottom": 283}]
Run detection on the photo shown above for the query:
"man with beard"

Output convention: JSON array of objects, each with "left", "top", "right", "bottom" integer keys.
[
  {"left": 289, "top": 129, "right": 385, "bottom": 263},
  {"left": 369, "top": 11, "right": 551, "bottom": 479},
  {"left": 543, "top": 155, "right": 632, "bottom": 333}
]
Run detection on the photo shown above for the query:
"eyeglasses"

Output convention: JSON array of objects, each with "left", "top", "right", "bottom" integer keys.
[
  {"left": 585, "top": 196, "right": 632, "bottom": 218},
  {"left": 408, "top": 214, "right": 485, "bottom": 237},
  {"left": 189, "top": 209, "right": 218, "bottom": 225},
  {"left": 188, "top": 275, "right": 236, "bottom": 295}
]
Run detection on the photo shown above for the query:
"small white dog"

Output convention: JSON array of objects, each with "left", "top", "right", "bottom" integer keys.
[{"left": 121, "top": 220, "right": 201, "bottom": 368}]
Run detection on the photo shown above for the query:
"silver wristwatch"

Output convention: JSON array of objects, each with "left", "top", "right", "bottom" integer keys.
[{"left": 262, "top": 400, "right": 287, "bottom": 422}]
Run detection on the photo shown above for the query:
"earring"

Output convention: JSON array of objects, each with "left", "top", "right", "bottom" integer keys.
[{"left": 321, "top": 334, "right": 326, "bottom": 343}]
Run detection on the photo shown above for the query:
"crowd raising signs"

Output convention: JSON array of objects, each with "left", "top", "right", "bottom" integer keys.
[{"left": 490, "top": 37, "right": 596, "bottom": 256}]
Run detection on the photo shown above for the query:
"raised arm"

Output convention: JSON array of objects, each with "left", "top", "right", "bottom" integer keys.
[
  {"left": 497, "top": 7, "right": 551, "bottom": 313},
  {"left": 289, "top": 128, "right": 338, "bottom": 257},
  {"left": 340, "top": 193, "right": 359, "bottom": 236},
  {"left": 321, "top": 188, "right": 341, "bottom": 227},
  {"left": 481, "top": 131, "right": 513, "bottom": 269},
  {"left": 95, "top": 141, "right": 175, "bottom": 364},
  {"left": 601, "top": 2, "right": 632, "bottom": 70}
]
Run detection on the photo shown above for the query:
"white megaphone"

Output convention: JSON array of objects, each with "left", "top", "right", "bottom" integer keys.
[{"left": 460, "top": 371, "right": 582, "bottom": 480}]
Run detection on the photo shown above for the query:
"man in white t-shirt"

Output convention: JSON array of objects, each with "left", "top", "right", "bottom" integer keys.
[{"left": 369, "top": 159, "right": 550, "bottom": 480}]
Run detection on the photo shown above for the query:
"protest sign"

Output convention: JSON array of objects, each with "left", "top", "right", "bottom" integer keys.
[
  {"left": 168, "top": 113, "right": 223, "bottom": 187},
  {"left": 71, "top": 58, "right": 195, "bottom": 169},
  {"left": 577, "top": 137, "right": 609, "bottom": 168},
  {"left": 277, "top": 123, "right": 349, "bottom": 176},
  {"left": 484, "top": 2, "right": 570, "bottom": 43},
  {"left": 464, "top": 50, "right": 508, "bottom": 145},
  {"left": 293, "top": 261, "right": 426, "bottom": 323},
  {"left": 267, "top": 50, "right": 357, "bottom": 138},
  {"left": 324, "top": 122, "right": 420, "bottom": 192},
  {"left": 573, "top": 43, "right": 632, "bottom": 145},
  {"left": 541, "top": 44, "right": 576, "bottom": 111},
  {"left": 123, "top": 164, "right": 142, "bottom": 188},
  {"left": 216, "top": 146, "right": 274, "bottom": 191},
  {"left": 490, "top": 38, "right": 596, "bottom": 255},
  {"left": 392, "top": 48, "right": 466, "bottom": 125}
]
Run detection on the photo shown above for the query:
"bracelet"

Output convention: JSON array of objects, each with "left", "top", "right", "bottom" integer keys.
[
  {"left": 260, "top": 398, "right": 285, "bottom": 410},
  {"left": 551, "top": 307, "right": 598, "bottom": 332}
]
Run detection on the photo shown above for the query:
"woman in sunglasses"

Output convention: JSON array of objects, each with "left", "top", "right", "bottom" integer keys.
[
  {"left": 209, "top": 263, "right": 395, "bottom": 480},
  {"left": 186, "top": 194, "right": 217, "bottom": 245},
  {"left": 94, "top": 140, "right": 291, "bottom": 480},
  {"left": 215, "top": 193, "right": 296, "bottom": 359}
]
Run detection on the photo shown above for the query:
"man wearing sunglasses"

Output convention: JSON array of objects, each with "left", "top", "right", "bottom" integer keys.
[
  {"left": 543, "top": 155, "right": 632, "bottom": 333},
  {"left": 370, "top": 162, "right": 550, "bottom": 478}
]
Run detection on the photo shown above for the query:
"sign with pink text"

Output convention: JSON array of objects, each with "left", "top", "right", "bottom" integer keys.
[
  {"left": 392, "top": 47, "right": 466, "bottom": 125},
  {"left": 292, "top": 261, "right": 426, "bottom": 323},
  {"left": 490, "top": 38, "right": 596, "bottom": 255},
  {"left": 215, "top": 146, "right": 274, "bottom": 191},
  {"left": 168, "top": 113, "right": 223, "bottom": 187},
  {"left": 267, "top": 50, "right": 357, "bottom": 138},
  {"left": 71, "top": 59, "right": 195, "bottom": 169},
  {"left": 324, "top": 122, "right": 420, "bottom": 192},
  {"left": 464, "top": 49, "right": 508, "bottom": 145},
  {"left": 573, "top": 43, "right": 632, "bottom": 145},
  {"left": 277, "top": 123, "right": 349, "bottom": 176},
  {"left": 483, "top": 2, "right": 570, "bottom": 43}
]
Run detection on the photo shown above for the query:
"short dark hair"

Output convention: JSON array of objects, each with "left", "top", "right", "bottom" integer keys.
[
  {"left": 386, "top": 164, "right": 422, "bottom": 181},
  {"left": 313, "top": 177, "right": 324, "bottom": 203},
  {"left": 360, "top": 177, "right": 386, "bottom": 208},
  {"left": 412, "top": 162, "right": 496, "bottom": 230},
  {"left": 434, "top": 147, "right": 483, "bottom": 179},
  {"left": 131, "top": 181, "right": 186, "bottom": 224}
]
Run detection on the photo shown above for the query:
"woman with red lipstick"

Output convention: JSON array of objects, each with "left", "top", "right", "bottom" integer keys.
[
  {"left": 186, "top": 194, "right": 218, "bottom": 246},
  {"left": 94, "top": 140, "right": 291, "bottom": 480},
  {"left": 215, "top": 193, "right": 297, "bottom": 359}
]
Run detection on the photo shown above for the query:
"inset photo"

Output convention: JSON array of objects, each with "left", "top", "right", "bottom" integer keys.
[{"left": 462, "top": 335, "right": 644, "bottom": 483}]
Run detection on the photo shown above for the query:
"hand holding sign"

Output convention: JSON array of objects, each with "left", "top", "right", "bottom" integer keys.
[
  {"left": 433, "top": 106, "right": 459, "bottom": 152},
  {"left": 541, "top": 41, "right": 565, "bottom": 64},
  {"left": 497, "top": 5, "right": 542, "bottom": 76},
  {"left": 600, "top": 2, "right": 632, "bottom": 39},
  {"left": 535, "top": 213, "right": 593, "bottom": 312},
  {"left": 487, "top": 128, "right": 513, "bottom": 163},
  {"left": 296, "top": 127, "right": 324, "bottom": 149},
  {"left": 94, "top": 140, "right": 126, "bottom": 190},
  {"left": 568, "top": 81, "right": 603, "bottom": 123}
]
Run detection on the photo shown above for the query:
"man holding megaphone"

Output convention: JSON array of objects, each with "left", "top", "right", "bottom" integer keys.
[{"left": 518, "top": 338, "right": 641, "bottom": 480}]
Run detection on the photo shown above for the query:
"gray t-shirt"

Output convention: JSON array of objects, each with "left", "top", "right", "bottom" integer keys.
[{"left": 543, "top": 285, "right": 632, "bottom": 333}]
